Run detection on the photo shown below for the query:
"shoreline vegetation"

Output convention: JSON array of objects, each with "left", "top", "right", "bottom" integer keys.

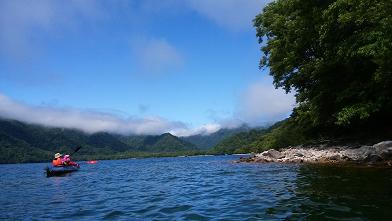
[{"left": 0, "top": 151, "right": 211, "bottom": 165}]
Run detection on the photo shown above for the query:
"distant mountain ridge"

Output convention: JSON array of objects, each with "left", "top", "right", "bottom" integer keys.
[
  {"left": 0, "top": 118, "right": 265, "bottom": 163},
  {"left": 181, "top": 125, "right": 251, "bottom": 149},
  {"left": 0, "top": 118, "right": 196, "bottom": 163}
]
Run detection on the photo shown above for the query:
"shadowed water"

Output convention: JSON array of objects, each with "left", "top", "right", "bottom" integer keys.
[{"left": 0, "top": 155, "right": 391, "bottom": 220}]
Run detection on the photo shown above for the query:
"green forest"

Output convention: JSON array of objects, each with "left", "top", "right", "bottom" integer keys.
[
  {"left": 0, "top": 119, "right": 200, "bottom": 163},
  {"left": 213, "top": 0, "right": 392, "bottom": 154}
]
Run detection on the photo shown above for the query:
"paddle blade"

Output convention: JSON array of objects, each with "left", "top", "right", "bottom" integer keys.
[
  {"left": 73, "top": 146, "right": 82, "bottom": 153},
  {"left": 69, "top": 146, "right": 82, "bottom": 156}
]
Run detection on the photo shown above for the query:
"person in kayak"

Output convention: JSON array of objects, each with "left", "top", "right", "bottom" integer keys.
[
  {"left": 62, "top": 154, "right": 78, "bottom": 166},
  {"left": 52, "top": 153, "right": 63, "bottom": 166}
]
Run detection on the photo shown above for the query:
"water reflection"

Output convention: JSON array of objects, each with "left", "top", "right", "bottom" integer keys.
[{"left": 290, "top": 165, "right": 392, "bottom": 220}]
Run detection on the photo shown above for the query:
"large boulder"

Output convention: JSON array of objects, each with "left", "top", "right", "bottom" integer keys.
[
  {"left": 373, "top": 141, "right": 392, "bottom": 160},
  {"left": 260, "top": 149, "right": 284, "bottom": 159}
]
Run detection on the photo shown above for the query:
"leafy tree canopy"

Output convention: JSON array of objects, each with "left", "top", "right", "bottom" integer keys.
[{"left": 254, "top": 0, "right": 392, "bottom": 134}]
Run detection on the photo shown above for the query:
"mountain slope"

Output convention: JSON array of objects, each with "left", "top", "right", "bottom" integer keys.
[
  {"left": 212, "top": 129, "right": 270, "bottom": 154},
  {"left": 118, "top": 133, "right": 196, "bottom": 152},
  {"left": 181, "top": 125, "right": 251, "bottom": 149},
  {"left": 0, "top": 118, "right": 197, "bottom": 163}
]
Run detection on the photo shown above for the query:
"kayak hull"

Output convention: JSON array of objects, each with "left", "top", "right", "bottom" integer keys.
[{"left": 46, "top": 165, "right": 80, "bottom": 177}]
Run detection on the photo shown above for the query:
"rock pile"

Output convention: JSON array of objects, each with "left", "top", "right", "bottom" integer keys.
[{"left": 238, "top": 141, "right": 392, "bottom": 166}]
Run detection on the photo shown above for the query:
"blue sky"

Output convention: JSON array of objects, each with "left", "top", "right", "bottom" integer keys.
[{"left": 0, "top": 0, "right": 295, "bottom": 136}]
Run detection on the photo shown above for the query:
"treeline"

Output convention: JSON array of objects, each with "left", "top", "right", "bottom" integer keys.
[
  {"left": 211, "top": 119, "right": 306, "bottom": 154},
  {"left": 212, "top": 0, "right": 392, "bottom": 153},
  {"left": 255, "top": 0, "right": 391, "bottom": 142},
  {"left": 254, "top": 0, "right": 392, "bottom": 135},
  {"left": 0, "top": 119, "right": 197, "bottom": 163}
]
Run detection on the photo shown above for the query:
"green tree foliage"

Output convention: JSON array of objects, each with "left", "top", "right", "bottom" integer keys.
[
  {"left": 212, "top": 119, "right": 309, "bottom": 153},
  {"left": 182, "top": 125, "right": 250, "bottom": 149},
  {"left": 0, "top": 119, "right": 197, "bottom": 163},
  {"left": 250, "top": 119, "right": 308, "bottom": 151},
  {"left": 254, "top": 0, "right": 392, "bottom": 135},
  {"left": 213, "top": 129, "right": 269, "bottom": 154}
]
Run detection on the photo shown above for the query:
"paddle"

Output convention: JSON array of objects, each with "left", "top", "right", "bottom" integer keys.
[{"left": 69, "top": 145, "right": 82, "bottom": 156}]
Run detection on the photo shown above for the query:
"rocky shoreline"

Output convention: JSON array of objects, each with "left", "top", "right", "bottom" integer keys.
[{"left": 238, "top": 141, "right": 392, "bottom": 166}]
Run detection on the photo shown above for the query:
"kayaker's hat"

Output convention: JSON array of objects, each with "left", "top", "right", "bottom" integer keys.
[{"left": 55, "top": 153, "right": 62, "bottom": 158}]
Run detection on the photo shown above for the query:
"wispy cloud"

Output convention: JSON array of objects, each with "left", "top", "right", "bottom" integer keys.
[
  {"left": 186, "top": 0, "right": 271, "bottom": 31},
  {"left": 0, "top": 93, "right": 188, "bottom": 135},
  {"left": 131, "top": 37, "right": 184, "bottom": 75},
  {"left": 237, "top": 76, "right": 296, "bottom": 126},
  {"left": 0, "top": 0, "right": 270, "bottom": 62},
  {"left": 0, "top": 0, "right": 104, "bottom": 60},
  {"left": 173, "top": 123, "right": 222, "bottom": 137}
]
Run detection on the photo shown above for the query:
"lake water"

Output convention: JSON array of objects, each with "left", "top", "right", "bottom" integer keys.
[{"left": 1, "top": 155, "right": 391, "bottom": 220}]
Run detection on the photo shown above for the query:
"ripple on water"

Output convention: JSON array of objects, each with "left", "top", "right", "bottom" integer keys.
[
  {"left": 0, "top": 156, "right": 392, "bottom": 220},
  {"left": 181, "top": 213, "right": 210, "bottom": 221},
  {"left": 103, "top": 210, "right": 125, "bottom": 220},
  {"left": 159, "top": 205, "right": 193, "bottom": 214}
]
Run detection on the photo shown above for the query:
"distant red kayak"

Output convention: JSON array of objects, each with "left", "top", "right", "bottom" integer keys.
[{"left": 87, "top": 160, "right": 97, "bottom": 164}]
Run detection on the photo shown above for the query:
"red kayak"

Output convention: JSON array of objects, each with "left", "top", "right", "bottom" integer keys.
[{"left": 87, "top": 160, "right": 98, "bottom": 164}]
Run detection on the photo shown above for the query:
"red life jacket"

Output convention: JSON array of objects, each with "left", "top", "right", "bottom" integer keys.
[{"left": 52, "top": 158, "right": 63, "bottom": 166}]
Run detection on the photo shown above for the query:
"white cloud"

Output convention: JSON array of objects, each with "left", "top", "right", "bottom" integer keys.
[
  {"left": 186, "top": 0, "right": 272, "bottom": 31},
  {"left": 0, "top": 87, "right": 295, "bottom": 137},
  {"left": 132, "top": 37, "right": 184, "bottom": 75},
  {"left": 0, "top": 93, "right": 188, "bottom": 135},
  {"left": 0, "top": 0, "right": 103, "bottom": 60},
  {"left": 237, "top": 76, "right": 296, "bottom": 125},
  {"left": 0, "top": 0, "right": 273, "bottom": 60},
  {"left": 172, "top": 123, "right": 222, "bottom": 137}
]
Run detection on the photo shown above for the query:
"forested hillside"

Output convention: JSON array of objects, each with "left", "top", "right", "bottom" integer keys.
[
  {"left": 246, "top": 0, "right": 392, "bottom": 149},
  {"left": 181, "top": 125, "right": 250, "bottom": 149},
  {"left": 0, "top": 119, "right": 197, "bottom": 163},
  {"left": 213, "top": 129, "right": 269, "bottom": 154},
  {"left": 213, "top": 0, "right": 392, "bottom": 154}
]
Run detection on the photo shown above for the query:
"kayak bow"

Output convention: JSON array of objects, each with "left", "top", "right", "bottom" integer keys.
[{"left": 46, "top": 165, "right": 80, "bottom": 177}]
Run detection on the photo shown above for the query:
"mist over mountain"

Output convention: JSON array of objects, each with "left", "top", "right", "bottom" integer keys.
[
  {"left": 181, "top": 125, "right": 251, "bottom": 149},
  {"left": 0, "top": 118, "right": 197, "bottom": 163},
  {"left": 1, "top": 117, "right": 256, "bottom": 163}
]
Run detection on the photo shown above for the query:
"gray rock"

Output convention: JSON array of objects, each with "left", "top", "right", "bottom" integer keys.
[
  {"left": 328, "top": 154, "right": 341, "bottom": 161},
  {"left": 373, "top": 141, "right": 392, "bottom": 149},
  {"left": 364, "top": 154, "right": 383, "bottom": 164},
  {"left": 261, "top": 149, "right": 284, "bottom": 159},
  {"left": 239, "top": 141, "right": 392, "bottom": 166},
  {"left": 342, "top": 155, "right": 353, "bottom": 161},
  {"left": 373, "top": 141, "right": 392, "bottom": 160},
  {"left": 294, "top": 152, "right": 304, "bottom": 157}
]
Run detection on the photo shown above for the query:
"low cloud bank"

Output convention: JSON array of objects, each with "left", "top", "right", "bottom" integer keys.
[
  {"left": 0, "top": 93, "right": 187, "bottom": 135},
  {"left": 0, "top": 76, "right": 295, "bottom": 136},
  {"left": 0, "top": 93, "right": 245, "bottom": 137},
  {"left": 173, "top": 123, "right": 222, "bottom": 137}
]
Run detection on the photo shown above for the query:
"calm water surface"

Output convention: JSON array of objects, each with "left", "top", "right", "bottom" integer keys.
[{"left": 1, "top": 155, "right": 391, "bottom": 220}]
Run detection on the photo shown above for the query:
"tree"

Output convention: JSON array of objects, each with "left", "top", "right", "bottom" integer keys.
[{"left": 254, "top": 0, "right": 392, "bottom": 135}]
